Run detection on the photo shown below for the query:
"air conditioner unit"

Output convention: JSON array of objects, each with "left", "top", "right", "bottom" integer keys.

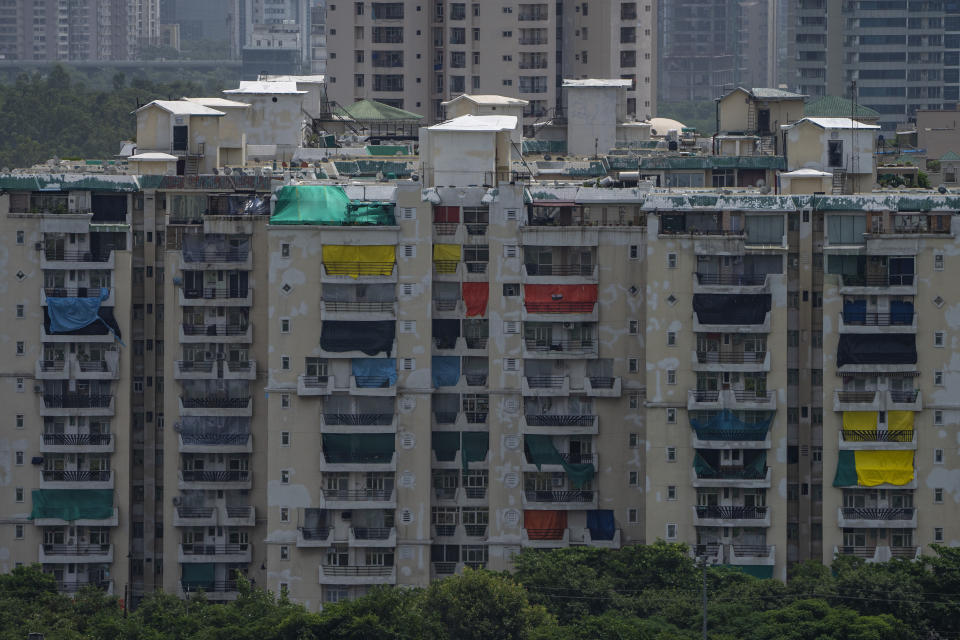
[
  {"left": 33, "top": 384, "right": 42, "bottom": 393},
  {"left": 34, "top": 242, "right": 43, "bottom": 251},
  {"left": 341, "top": 511, "right": 352, "bottom": 520},
  {"left": 563, "top": 322, "right": 575, "bottom": 330},
  {"left": 172, "top": 497, "right": 181, "bottom": 506}
]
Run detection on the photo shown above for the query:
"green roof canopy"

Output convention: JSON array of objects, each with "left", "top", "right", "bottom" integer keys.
[
  {"left": 336, "top": 99, "right": 424, "bottom": 122},
  {"left": 941, "top": 151, "right": 960, "bottom": 162},
  {"left": 804, "top": 96, "right": 880, "bottom": 120},
  {"left": 270, "top": 185, "right": 396, "bottom": 225},
  {"left": 31, "top": 489, "right": 113, "bottom": 521}
]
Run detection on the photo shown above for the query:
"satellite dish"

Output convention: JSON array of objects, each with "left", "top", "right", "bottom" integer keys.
[
  {"left": 760, "top": 185, "right": 772, "bottom": 194},
  {"left": 223, "top": 166, "right": 233, "bottom": 176},
  {"left": 755, "top": 178, "right": 766, "bottom": 188}
]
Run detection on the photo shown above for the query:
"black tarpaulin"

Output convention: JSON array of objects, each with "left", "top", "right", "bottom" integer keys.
[
  {"left": 693, "top": 294, "right": 771, "bottom": 325},
  {"left": 432, "top": 319, "right": 461, "bottom": 349},
  {"left": 320, "top": 321, "right": 395, "bottom": 355},
  {"left": 837, "top": 334, "right": 917, "bottom": 367},
  {"left": 44, "top": 306, "right": 121, "bottom": 338}
]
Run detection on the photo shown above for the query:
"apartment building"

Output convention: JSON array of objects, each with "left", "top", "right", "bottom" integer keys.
[
  {"left": 324, "top": 1, "right": 656, "bottom": 124},
  {"left": 786, "top": 0, "right": 960, "bottom": 132}
]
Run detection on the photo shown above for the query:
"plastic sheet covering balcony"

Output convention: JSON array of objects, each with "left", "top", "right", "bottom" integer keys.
[
  {"left": 432, "top": 356, "right": 460, "bottom": 388},
  {"left": 352, "top": 358, "right": 397, "bottom": 387},
  {"left": 694, "top": 451, "right": 766, "bottom": 477},
  {"left": 837, "top": 334, "right": 917, "bottom": 367},
  {"left": 181, "top": 563, "right": 215, "bottom": 589},
  {"left": 462, "top": 282, "right": 489, "bottom": 317},
  {"left": 827, "top": 254, "right": 864, "bottom": 276},
  {"left": 182, "top": 234, "right": 249, "bottom": 262},
  {"left": 323, "top": 283, "right": 396, "bottom": 303},
  {"left": 432, "top": 319, "right": 461, "bottom": 349},
  {"left": 432, "top": 431, "right": 460, "bottom": 462},
  {"left": 833, "top": 450, "right": 915, "bottom": 487},
  {"left": 322, "top": 245, "right": 396, "bottom": 277},
  {"left": 890, "top": 300, "right": 914, "bottom": 324},
  {"left": 433, "top": 244, "right": 461, "bottom": 273},
  {"left": 46, "top": 287, "right": 116, "bottom": 333},
  {"left": 322, "top": 434, "right": 395, "bottom": 463},
  {"left": 30, "top": 489, "right": 113, "bottom": 521},
  {"left": 524, "top": 435, "right": 595, "bottom": 489},
  {"left": 586, "top": 510, "right": 615, "bottom": 541},
  {"left": 843, "top": 412, "right": 877, "bottom": 430},
  {"left": 210, "top": 195, "right": 269, "bottom": 215},
  {"left": 689, "top": 410, "right": 773, "bottom": 440},
  {"left": 169, "top": 194, "right": 206, "bottom": 222},
  {"left": 44, "top": 304, "right": 121, "bottom": 339},
  {"left": 523, "top": 284, "right": 598, "bottom": 312},
  {"left": 177, "top": 416, "right": 250, "bottom": 441},
  {"left": 270, "top": 185, "right": 396, "bottom": 225},
  {"left": 181, "top": 379, "right": 249, "bottom": 399},
  {"left": 828, "top": 214, "right": 867, "bottom": 244},
  {"left": 321, "top": 320, "right": 395, "bottom": 355},
  {"left": 693, "top": 294, "right": 770, "bottom": 325},
  {"left": 462, "top": 432, "right": 488, "bottom": 471},
  {"left": 433, "top": 282, "right": 461, "bottom": 305},
  {"left": 889, "top": 410, "right": 914, "bottom": 430},
  {"left": 745, "top": 215, "right": 784, "bottom": 245},
  {"left": 524, "top": 510, "right": 567, "bottom": 540},
  {"left": 843, "top": 300, "right": 867, "bottom": 323}
]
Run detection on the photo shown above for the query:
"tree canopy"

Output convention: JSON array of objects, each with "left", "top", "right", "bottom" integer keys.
[{"left": 2, "top": 543, "right": 958, "bottom": 640}]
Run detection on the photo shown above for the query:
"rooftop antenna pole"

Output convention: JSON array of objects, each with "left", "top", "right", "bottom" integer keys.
[{"left": 850, "top": 79, "right": 859, "bottom": 192}]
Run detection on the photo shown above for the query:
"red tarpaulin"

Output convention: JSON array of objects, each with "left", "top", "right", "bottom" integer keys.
[
  {"left": 524, "top": 510, "right": 567, "bottom": 540},
  {"left": 524, "top": 284, "right": 598, "bottom": 313},
  {"left": 462, "top": 282, "right": 489, "bottom": 317},
  {"left": 433, "top": 206, "right": 460, "bottom": 223}
]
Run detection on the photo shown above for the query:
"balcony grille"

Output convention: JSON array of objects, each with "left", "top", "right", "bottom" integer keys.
[
  {"left": 524, "top": 490, "right": 594, "bottom": 502},
  {"left": 841, "top": 507, "right": 914, "bottom": 520}
]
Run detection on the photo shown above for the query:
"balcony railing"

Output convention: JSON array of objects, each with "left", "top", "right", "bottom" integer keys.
[
  {"left": 842, "top": 312, "right": 915, "bottom": 326},
  {"left": 841, "top": 507, "right": 915, "bottom": 520},
  {"left": 525, "top": 414, "right": 595, "bottom": 426},
  {"left": 465, "top": 374, "right": 488, "bottom": 386},
  {"left": 180, "top": 470, "right": 250, "bottom": 482},
  {"left": 890, "top": 390, "right": 919, "bottom": 403},
  {"left": 225, "top": 505, "right": 253, "bottom": 519},
  {"left": 525, "top": 376, "right": 566, "bottom": 389},
  {"left": 524, "top": 264, "right": 594, "bottom": 276},
  {"left": 465, "top": 262, "right": 488, "bottom": 274},
  {"left": 181, "top": 580, "right": 238, "bottom": 593},
  {"left": 434, "top": 524, "right": 456, "bottom": 536},
  {"left": 353, "top": 376, "right": 394, "bottom": 388},
  {"left": 464, "top": 337, "right": 488, "bottom": 349},
  {"left": 42, "top": 470, "right": 111, "bottom": 481},
  {"left": 38, "top": 360, "right": 67, "bottom": 373},
  {"left": 179, "top": 433, "right": 250, "bottom": 446},
  {"left": 524, "top": 302, "right": 595, "bottom": 313},
  {"left": 588, "top": 376, "right": 616, "bottom": 389},
  {"left": 524, "top": 490, "right": 595, "bottom": 502},
  {"left": 177, "top": 507, "right": 215, "bottom": 518},
  {"left": 836, "top": 391, "right": 877, "bottom": 403},
  {"left": 42, "top": 434, "right": 112, "bottom": 446},
  {"left": 181, "top": 324, "right": 249, "bottom": 336},
  {"left": 842, "top": 274, "right": 914, "bottom": 287},
  {"left": 323, "top": 412, "right": 393, "bottom": 425},
  {"left": 837, "top": 545, "right": 877, "bottom": 558},
  {"left": 301, "top": 375, "right": 329, "bottom": 388},
  {"left": 433, "top": 299, "right": 460, "bottom": 312},
  {"left": 695, "top": 273, "right": 766, "bottom": 286},
  {"left": 695, "top": 506, "right": 767, "bottom": 519},
  {"left": 464, "top": 486, "right": 487, "bottom": 499},
  {"left": 183, "top": 288, "right": 250, "bottom": 299},
  {"left": 76, "top": 360, "right": 110, "bottom": 373},
  {"left": 57, "top": 581, "right": 111, "bottom": 592},
  {"left": 434, "top": 486, "right": 457, "bottom": 500},
  {"left": 43, "top": 394, "right": 111, "bottom": 408},
  {"left": 733, "top": 390, "right": 769, "bottom": 402},
  {"left": 696, "top": 351, "right": 767, "bottom": 364},
  {"left": 464, "top": 411, "right": 488, "bottom": 424},
  {"left": 180, "top": 543, "right": 249, "bottom": 556},
  {"left": 324, "top": 489, "right": 393, "bottom": 501},
  {"left": 300, "top": 527, "right": 331, "bottom": 541},
  {"left": 351, "top": 527, "right": 392, "bottom": 540},
  {"left": 690, "top": 390, "right": 720, "bottom": 402},
  {"left": 43, "top": 287, "right": 106, "bottom": 298},
  {"left": 525, "top": 339, "right": 596, "bottom": 354},
  {"left": 321, "top": 565, "right": 393, "bottom": 576},
  {"left": 44, "top": 249, "right": 112, "bottom": 263},
  {"left": 433, "top": 562, "right": 457, "bottom": 575},
  {"left": 731, "top": 544, "right": 773, "bottom": 557},
  {"left": 434, "top": 412, "right": 458, "bottom": 424},
  {"left": 433, "top": 222, "right": 458, "bottom": 235},
  {"left": 695, "top": 466, "right": 767, "bottom": 480},
  {"left": 323, "top": 300, "right": 395, "bottom": 313},
  {"left": 175, "top": 360, "right": 215, "bottom": 373},
  {"left": 180, "top": 396, "right": 250, "bottom": 409},
  {"left": 324, "top": 262, "right": 395, "bottom": 276},
  {"left": 183, "top": 250, "right": 248, "bottom": 263},
  {"left": 464, "top": 525, "right": 488, "bottom": 537},
  {"left": 43, "top": 544, "right": 111, "bottom": 556},
  {"left": 841, "top": 430, "right": 913, "bottom": 442}
]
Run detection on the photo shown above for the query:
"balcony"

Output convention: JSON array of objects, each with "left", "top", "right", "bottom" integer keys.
[
  {"left": 321, "top": 263, "right": 397, "bottom": 283},
  {"left": 840, "top": 429, "right": 915, "bottom": 451},
  {"left": 834, "top": 545, "right": 882, "bottom": 562},
  {"left": 692, "top": 466, "right": 771, "bottom": 489},
  {"left": 833, "top": 389, "right": 881, "bottom": 412},
  {"left": 40, "top": 469, "right": 114, "bottom": 489},
  {"left": 221, "top": 505, "right": 256, "bottom": 527},
  {"left": 694, "top": 350, "right": 770, "bottom": 372},
  {"left": 321, "top": 489, "right": 396, "bottom": 509},
  {"left": 693, "top": 272, "right": 769, "bottom": 294},
  {"left": 34, "top": 506, "right": 118, "bottom": 528},
  {"left": 173, "top": 360, "right": 214, "bottom": 380},
  {"left": 179, "top": 543, "right": 252, "bottom": 564},
  {"left": 178, "top": 432, "right": 252, "bottom": 454},
  {"left": 179, "top": 323, "right": 252, "bottom": 343},
  {"left": 693, "top": 505, "right": 771, "bottom": 527},
  {"left": 693, "top": 310, "right": 770, "bottom": 334},
  {"left": 523, "top": 339, "right": 598, "bottom": 359},
  {"left": 179, "top": 396, "right": 252, "bottom": 417},
  {"left": 687, "top": 389, "right": 776, "bottom": 411},
  {"left": 522, "top": 375, "right": 570, "bottom": 396},
  {"left": 178, "top": 470, "right": 252, "bottom": 490},
  {"left": 349, "top": 375, "right": 397, "bottom": 397},
  {"left": 839, "top": 311, "right": 917, "bottom": 334},
  {"left": 297, "top": 527, "right": 334, "bottom": 548},
  {"left": 728, "top": 544, "right": 776, "bottom": 567},
  {"left": 318, "top": 565, "right": 396, "bottom": 585},
  {"left": 522, "top": 301, "right": 598, "bottom": 323},
  {"left": 178, "top": 249, "right": 250, "bottom": 271},
  {"left": 179, "top": 288, "right": 252, "bottom": 307},
  {"left": 41, "top": 394, "right": 114, "bottom": 417},
  {"left": 298, "top": 375, "right": 332, "bottom": 396},
  {"left": 522, "top": 264, "right": 597, "bottom": 284},
  {"left": 41, "top": 248, "right": 114, "bottom": 270},
  {"left": 837, "top": 507, "right": 917, "bottom": 528},
  {"left": 887, "top": 389, "right": 922, "bottom": 411},
  {"left": 179, "top": 581, "right": 239, "bottom": 600},
  {"left": 72, "top": 355, "right": 120, "bottom": 380},
  {"left": 523, "top": 489, "right": 597, "bottom": 509},
  {"left": 41, "top": 287, "right": 114, "bottom": 307},
  {"left": 521, "top": 528, "right": 571, "bottom": 549},
  {"left": 223, "top": 359, "right": 257, "bottom": 380},
  {"left": 173, "top": 506, "right": 217, "bottom": 527},
  {"left": 320, "top": 300, "right": 396, "bottom": 320},
  {"left": 39, "top": 543, "right": 113, "bottom": 564},
  {"left": 522, "top": 413, "right": 598, "bottom": 435},
  {"left": 349, "top": 527, "right": 397, "bottom": 547},
  {"left": 585, "top": 376, "right": 621, "bottom": 397},
  {"left": 35, "top": 359, "right": 69, "bottom": 380},
  {"left": 839, "top": 274, "right": 916, "bottom": 296},
  {"left": 319, "top": 450, "right": 397, "bottom": 472},
  {"left": 40, "top": 433, "right": 114, "bottom": 454},
  {"left": 57, "top": 580, "right": 113, "bottom": 595}
]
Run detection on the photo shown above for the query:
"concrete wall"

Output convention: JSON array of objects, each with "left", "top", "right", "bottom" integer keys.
[{"left": 566, "top": 86, "right": 622, "bottom": 156}]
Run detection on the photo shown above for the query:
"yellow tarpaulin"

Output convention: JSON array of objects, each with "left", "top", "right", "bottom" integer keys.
[
  {"left": 433, "top": 244, "right": 461, "bottom": 274},
  {"left": 888, "top": 410, "right": 914, "bottom": 430},
  {"left": 843, "top": 411, "right": 877, "bottom": 430},
  {"left": 855, "top": 450, "right": 914, "bottom": 487},
  {"left": 322, "top": 245, "right": 395, "bottom": 277}
]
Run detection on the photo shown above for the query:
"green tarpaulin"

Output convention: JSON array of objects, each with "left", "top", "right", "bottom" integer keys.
[
  {"left": 432, "top": 431, "right": 460, "bottom": 462},
  {"left": 322, "top": 433, "right": 395, "bottom": 463},
  {"left": 461, "top": 432, "right": 489, "bottom": 472},
  {"left": 525, "top": 435, "right": 595, "bottom": 489},
  {"left": 724, "top": 564, "right": 774, "bottom": 579},
  {"left": 181, "top": 563, "right": 215, "bottom": 588},
  {"left": 31, "top": 489, "right": 113, "bottom": 521},
  {"left": 833, "top": 450, "right": 858, "bottom": 487},
  {"left": 270, "top": 185, "right": 396, "bottom": 226},
  {"left": 367, "top": 145, "right": 410, "bottom": 156}
]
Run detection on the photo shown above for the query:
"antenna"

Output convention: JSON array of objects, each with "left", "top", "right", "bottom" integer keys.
[{"left": 850, "top": 79, "right": 859, "bottom": 190}]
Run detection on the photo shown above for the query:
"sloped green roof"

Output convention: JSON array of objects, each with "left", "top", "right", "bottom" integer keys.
[
  {"left": 804, "top": 96, "right": 880, "bottom": 119},
  {"left": 0, "top": 173, "right": 141, "bottom": 192},
  {"left": 336, "top": 99, "right": 424, "bottom": 122},
  {"left": 637, "top": 156, "right": 785, "bottom": 170},
  {"left": 941, "top": 151, "right": 960, "bottom": 162}
]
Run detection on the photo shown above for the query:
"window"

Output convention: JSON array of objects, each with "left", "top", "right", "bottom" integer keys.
[
  {"left": 667, "top": 408, "right": 676, "bottom": 423},
  {"left": 281, "top": 431, "right": 290, "bottom": 447},
  {"left": 627, "top": 508, "right": 639, "bottom": 523},
  {"left": 628, "top": 358, "right": 639, "bottom": 373},
  {"left": 281, "top": 393, "right": 291, "bottom": 409},
  {"left": 280, "top": 546, "right": 289, "bottom": 560},
  {"left": 280, "top": 507, "right": 289, "bottom": 522},
  {"left": 665, "top": 523, "right": 677, "bottom": 539},
  {"left": 15, "top": 230, "right": 23, "bottom": 245},
  {"left": 14, "top": 451, "right": 22, "bottom": 465},
  {"left": 629, "top": 393, "right": 639, "bottom": 409},
  {"left": 15, "top": 304, "right": 23, "bottom": 318},
  {"left": 133, "top": 376, "right": 143, "bottom": 393},
  {"left": 14, "top": 525, "right": 23, "bottom": 539},
  {"left": 935, "top": 449, "right": 944, "bottom": 464},
  {"left": 281, "top": 356, "right": 290, "bottom": 370},
  {"left": 936, "top": 527, "right": 945, "bottom": 542},
  {"left": 935, "top": 410, "right": 944, "bottom": 425},
  {"left": 666, "top": 447, "right": 677, "bottom": 462},
  {"left": 15, "top": 414, "right": 23, "bottom": 429},
  {"left": 15, "top": 378, "right": 23, "bottom": 392},
  {"left": 667, "top": 331, "right": 676, "bottom": 346},
  {"left": 667, "top": 485, "right": 677, "bottom": 500},
  {"left": 503, "top": 283, "right": 519, "bottom": 297},
  {"left": 935, "top": 254, "right": 944, "bottom": 271},
  {"left": 281, "top": 470, "right": 290, "bottom": 484},
  {"left": 935, "top": 488, "right": 944, "bottom": 503},
  {"left": 15, "top": 341, "right": 23, "bottom": 356},
  {"left": 936, "top": 370, "right": 944, "bottom": 386},
  {"left": 280, "top": 243, "right": 290, "bottom": 258},
  {"left": 629, "top": 245, "right": 639, "bottom": 259},
  {"left": 666, "top": 370, "right": 676, "bottom": 385},
  {"left": 281, "top": 318, "right": 290, "bottom": 333},
  {"left": 15, "top": 487, "right": 23, "bottom": 502},
  {"left": 629, "top": 433, "right": 640, "bottom": 448},
  {"left": 629, "top": 471, "right": 639, "bottom": 486},
  {"left": 667, "top": 253, "right": 678, "bottom": 269},
  {"left": 935, "top": 331, "right": 945, "bottom": 347}
]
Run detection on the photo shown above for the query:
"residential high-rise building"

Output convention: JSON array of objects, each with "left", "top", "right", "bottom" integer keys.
[
  {"left": 785, "top": 1, "right": 960, "bottom": 133},
  {"left": 323, "top": 1, "right": 656, "bottom": 124}
]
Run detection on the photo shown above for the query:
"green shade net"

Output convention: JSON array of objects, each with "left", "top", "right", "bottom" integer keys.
[
  {"left": 367, "top": 145, "right": 409, "bottom": 156},
  {"left": 181, "top": 563, "right": 215, "bottom": 588},
  {"left": 31, "top": 489, "right": 113, "bottom": 520},
  {"left": 693, "top": 453, "right": 716, "bottom": 477},
  {"left": 322, "top": 434, "right": 395, "bottom": 463},
  {"left": 724, "top": 564, "right": 774, "bottom": 579},
  {"left": 462, "top": 431, "right": 489, "bottom": 472},
  {"left": 525, "top": 435, "right": 595, "bottom": 489},
  {"left": 270, "top": 185, "right": 396, "bottom": 226},
  {"left": 833, "top": 449, "right": 858, "bottom": 487},
  {"left": 432, "top": 431, "right": 460, "bottom": 462}
]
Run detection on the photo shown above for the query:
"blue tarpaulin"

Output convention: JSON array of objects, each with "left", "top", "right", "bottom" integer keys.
[
  {"left": 690, "top": 410, "right": 772, "bottom": 441},
  {"left": 351, "top": 358, "right": 397, "bottom": 387},
  {"left": 432, "top": 356, "right": 460, "bottom": 387},
  {"left": 890, "top": 300, "right": 913, "bottom": 324},
  {"left": 843, "top": 300, "right": 866, "bottom": 324},
  {"left": 47, "top": 288, "right": 110, "bottom": 333},
  {"left": 586, "top": 510, "right": 615, "bottom": 541}
]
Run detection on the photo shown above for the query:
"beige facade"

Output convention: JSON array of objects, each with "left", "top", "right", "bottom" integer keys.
[{"left": 324, "top": 0, "right": 655, "bottom": 124}]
